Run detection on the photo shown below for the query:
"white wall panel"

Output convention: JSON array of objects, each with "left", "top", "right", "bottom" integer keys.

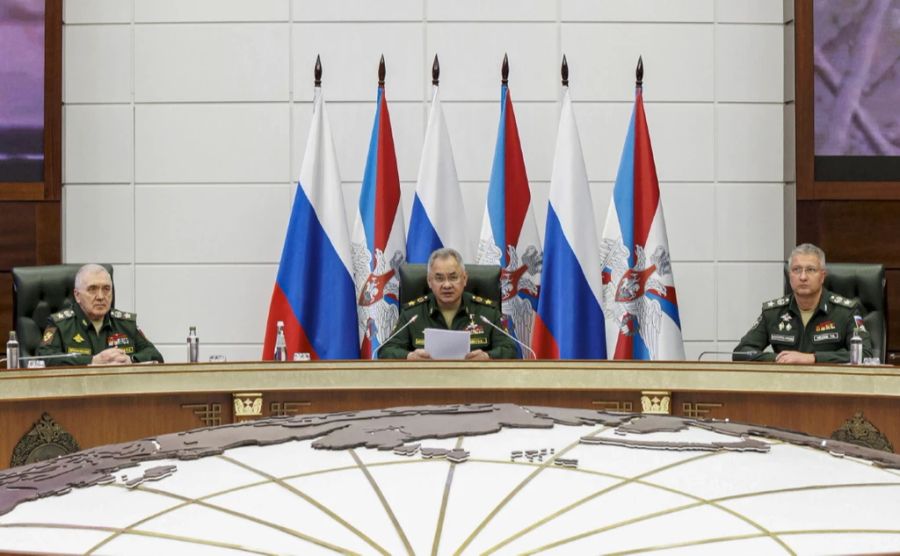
[
  {"left": 428, "top": 0, "right": 555, "bottom": 21},
  {"left": 64, "top": 185, "right": 134, "bottom": 264},
  {"left": 427, "top": 24, "right": 558, "bottom": 101},
  {"left": 715, "top": 183, "right": 784, "bottom": 261},
  {"left": 134, "top": 24, "right": 290, "bottom": 102},
  {"left": 293, "top": 23, "right": 424, "bottom": 102},
  {"left": 685, "top": 341, "right": 722, "bottom": 361},
  {"left": 659, "top": 183, "right": 715, "bottom": 261},
  {"left": 460, "top": 181, "right": 489, "bottom": 260},
  {"left": 134, "top": 0, "right": 289, "bottom": 23},
  {"left": 443, "top": 103, "right": 503, "bottom": 183},
  {"left": 310, "top": 102, "right": 424, "bottom": 183},
  {"left": 562, "top": 24, "right": 714, "bottom": 102},
  {"left": 64, "top": 0, "right": 132, "bottom": 24},
  {"left": 64, "top": 105, "right": 133, "bottom": 183},
  {"left": 294, "top": 0, "right": 422, "bottom": 21},
  {"left": 716, "top": 104, "right": 784, "bottom": 182},
  {"left": 135, "top": 104, "right": 290, "bottom": 183},
  {"left": 111, "top": 264, "right": 135, "bottom": 314},
  {"left": 715, "top": 25, "right": 784, "bottom": 102},
  {"left": 716, "top": 262, "right": 783, "bottom": 341},
  {"left": 671, "top": 262, "right": 716, "bottom": 341},
  {"left": 134, "top": 185, "right": 291, "bottom": 263},
  {"left": 562, "top": 0, "right": 714, "bottom": 22},
  {"left": 135, "top": 265, "right": 278, "bottom": 344},
  {"left": 715, "top": 0, "right": 784, "bottom": 23},
  {"left": 63, "top": 25, "right": 131, "bottom": 103}
]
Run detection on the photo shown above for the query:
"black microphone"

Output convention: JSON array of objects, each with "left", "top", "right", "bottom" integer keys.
[
  {"left": 730, "top": 350, "right": 761, "bottom": 362},
  {"left": 479, "top": 315, "right": 536, "bottom": 360},
  {"left": 371, "top": 314, "right": 418, "bottom": 359}
]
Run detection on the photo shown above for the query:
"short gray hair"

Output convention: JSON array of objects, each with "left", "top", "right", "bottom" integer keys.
[
  {"left": 789, "top": 243, "right": 826, "bottom": 269},
  {"left": 75, "top": 264, "right": 111, "bottom": 290},
  {"left": 427, "top": 248, "right": 466, "bottom": 274}
]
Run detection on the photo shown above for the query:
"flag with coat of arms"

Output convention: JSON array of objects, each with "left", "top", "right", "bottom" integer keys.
[
  {"left": 476, "top": 59, "right": 542, "bottom": 355},
  {"left": 350, "top": 66, "right": 406, "bottom": 359},
  {"left": 600, "top": 58, "right": 685, "bottom": 360}
]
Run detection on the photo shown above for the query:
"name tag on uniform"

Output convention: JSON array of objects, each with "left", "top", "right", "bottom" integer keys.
[
  {"left": 414, "top": 337, "right": 425, "bottom": 347},
  {"left": 770, "top": 333, "right": 796, "bottom": 344},
  {"left": 812, "top": 332, "right": 839, "bottom": 342},
  {"left": 469, "top": 336, "right": 488, "bottom": 346},
  {"left": 66, "top": 347, "right": 91, "bottom": 355}
]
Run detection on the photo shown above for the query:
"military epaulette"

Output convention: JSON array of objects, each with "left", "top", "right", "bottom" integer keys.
[
  {"left": 762, "top": 296, "right": 790, "bottom": 310},
  {"left": 471, "top": 295, "right": 494, "bottom": 307},
  {"left": 50, "top": 309, "right": 75, "bottom": 323},
  {"left": 828, "top": 294, "right": 857, "bottom": 308},
  {"left": 110, "top": 309, "right": 137, "bottom": 321},
  {"left": 406, "top": 296, "right": 428, "bottom": 307}
]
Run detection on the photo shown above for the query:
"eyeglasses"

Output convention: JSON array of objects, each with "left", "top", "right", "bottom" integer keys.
[
  {"left": 790, "top": 266, "right": 821, "bottom": 276},
  {"left": 430, "top": 273, "right": 462, "bottom": 285}
]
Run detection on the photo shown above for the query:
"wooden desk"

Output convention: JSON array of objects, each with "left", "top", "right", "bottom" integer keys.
[{"left": 2, "top": 360, "right": 899, "bottom": 468}]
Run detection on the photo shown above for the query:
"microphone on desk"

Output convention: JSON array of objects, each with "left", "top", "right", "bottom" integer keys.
[
  {"left": 698, "top": 350, "right": 761, "bottom": 362},
  {"left": 479, "top": 315, "right": 537, "bottom": 360},
  {"left": 371, "top": 314, "right": 418, "bottom": 360}
]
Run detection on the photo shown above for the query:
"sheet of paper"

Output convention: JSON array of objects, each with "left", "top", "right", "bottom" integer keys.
[{"left": 424, "top": 328, "right": 470, "bottom": 360}]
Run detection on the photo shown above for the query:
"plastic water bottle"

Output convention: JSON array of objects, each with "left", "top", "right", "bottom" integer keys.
[
  {"left": 849, "top": 329, "right": 863, "bottom": 365},
  {"left": 187, "top": 326, "right": 199, "bottom": 363},
  {"left": 6, "top": 331, "right": 19, "bottom": 370},
  {"left": 274, "top": 321, "right": 287, "bottom": 362}
]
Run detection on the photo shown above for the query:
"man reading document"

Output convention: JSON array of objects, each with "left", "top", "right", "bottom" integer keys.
[{"left": 378, "top": 248, "right": 518, "bottom": 360}]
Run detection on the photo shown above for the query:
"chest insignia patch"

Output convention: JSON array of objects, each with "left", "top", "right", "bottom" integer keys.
[
  {"left": 73, "top": 333, "right": 85, "bottom": 343},
  {"left": 465, "top": 314, "right": 484, "bottom": 335},
  {"left": 815, "top": 321, "right": 836, "bottom": 332},
  {"left": 770, "top": 333, "right": 796, "bottom": 344}
]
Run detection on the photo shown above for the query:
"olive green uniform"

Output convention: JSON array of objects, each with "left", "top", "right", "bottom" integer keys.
[
  {"left": 36, "top": 304, "right": 164, "bottom": 366},
  {"left": 733, "top": 289, "right": 873, "bottom": 363},
  {"left": 378, "top": 292, "right": 519, "bottom": 359}
]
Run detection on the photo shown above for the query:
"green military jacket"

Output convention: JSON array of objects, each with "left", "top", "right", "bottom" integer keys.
[
  {"left": 734, "top": 289, "right": 873, "bottom": 363},
  {"left": 36, "top": 304, "right": 164, "bottom": 366},
  {"left": 378, "top": 292, "right": 519, "bottom": 359}
]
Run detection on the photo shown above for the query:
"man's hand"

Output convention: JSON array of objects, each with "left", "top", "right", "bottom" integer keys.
[
  {"left": 775, "top": 350, "right": 815, "bottom": 365},
  {"left": 406, "top": 349, "right": 432, "bottom": 361},
  {"left": 464, "top": 349, "right": 490, "bottom": 361},
  {"left": 91, "top": 348, "right": 131, "bottom": 366}
]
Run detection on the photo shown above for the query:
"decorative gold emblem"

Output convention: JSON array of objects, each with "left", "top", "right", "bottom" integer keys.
[
  {"left": 592, "top": 400, "right": 634, "bottom": 412},
  {"left": 233, "top": 393, "right": 263, "bottom": 422},
  {"left": 641, "top": 391, "right": 671, "bottom": 414},
  {"left": 830, "top": 411, "right": 894, "bottom": 453},
  {"left": 10, "top": 413, "right": 80, "bottom": 468},
  {"left": 181, "top": 403, "right": 222, "bottom": 427},
  {"left": 42, "top": 328, "right": 56, "bottom": 343},
  {"left": 73, "top": 333, "right": 84, "bottom": 343}
]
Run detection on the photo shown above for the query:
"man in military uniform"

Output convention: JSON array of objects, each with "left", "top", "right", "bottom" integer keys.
[
  {"left": 734, "top": 244, "right": 872, "bottom": 364},
  {"left": 36, "top": 264, "right": 164, "bottom": 366},
  {"left": 378, "top": 248, "right": 519, "bottom": 360}
]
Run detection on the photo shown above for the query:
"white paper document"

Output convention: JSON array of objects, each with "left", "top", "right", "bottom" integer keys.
[{"left": 424, "top": 328, "right": 471, "bottom": 359}]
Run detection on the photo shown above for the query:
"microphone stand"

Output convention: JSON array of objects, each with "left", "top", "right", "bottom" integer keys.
[{"left": 479, "top": 315, "right": 537, "bottom": 360}]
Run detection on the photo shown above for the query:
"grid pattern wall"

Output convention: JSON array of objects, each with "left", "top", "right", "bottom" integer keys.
[{"left": 61, "top": 0, "right": 794, "bottom": 362}]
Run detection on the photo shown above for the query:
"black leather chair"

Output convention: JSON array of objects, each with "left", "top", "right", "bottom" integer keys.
[
  {"left": 783, "top": 262, "right": 886, "bottom": 362},
  {"left": 12, "top": 264, "right": 114, "bottom": 357},
  {"left": 398, "top": 263, "right": 502, "bottom": 307}
]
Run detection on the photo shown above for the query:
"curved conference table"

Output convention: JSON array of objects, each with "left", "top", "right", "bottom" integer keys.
[{"left": 1, "top": 359, "right": 899, "bottom": 468}]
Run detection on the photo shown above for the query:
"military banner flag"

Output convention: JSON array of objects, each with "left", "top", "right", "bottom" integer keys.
[
  {"left": 263, "top": 86, "right": 359, "bottom": 360},
  {"left": 351, "top": 78, "right": 406, "bottom": 358},
  {"left": 476, "top": 73, "right": 542, "bottom": 355},
  {"left": 533, "top": 87, "right": 607, "bottom": 359},
  {"left": 600, "top": 63, "right": 685, "bottom": 360}
]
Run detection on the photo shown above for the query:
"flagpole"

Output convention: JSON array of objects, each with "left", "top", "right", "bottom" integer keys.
[
  {"left": 378, "top": 54, "right": 385, "bottom": 87},
  {"left": 561, "top": 53, "right": 568, "bottom": 87},
  {"left": 501, "top": 52, "right": 509, "bottom": 85},
  {"left": 314, "top": 54, "right": 321, "bottom": 87},
  {"left": 636, "top": 55, "right": 643, "bottom": 89},
  {"left": 432, "top": 54, "right": 439, "bottom": 86}
]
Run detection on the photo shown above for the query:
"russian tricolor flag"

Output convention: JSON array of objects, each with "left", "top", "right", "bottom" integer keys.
[
  {"left": 351, "top": 83, "right": 406, "bottom": 358},
  {"left": 600, "top": 76, "right": 685, "bottom": 360},
  {"left": 476, "top": 80, "right": 542, "bottom": 354},
  {"left": 263, "top": 87, "right": 359, "bottom": 360},
  {"left": 533, "top": 88, "right": 607, "bottom": 359},
  {"left": 407, "top": 84, "right": 467, "bottom": 262}
]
